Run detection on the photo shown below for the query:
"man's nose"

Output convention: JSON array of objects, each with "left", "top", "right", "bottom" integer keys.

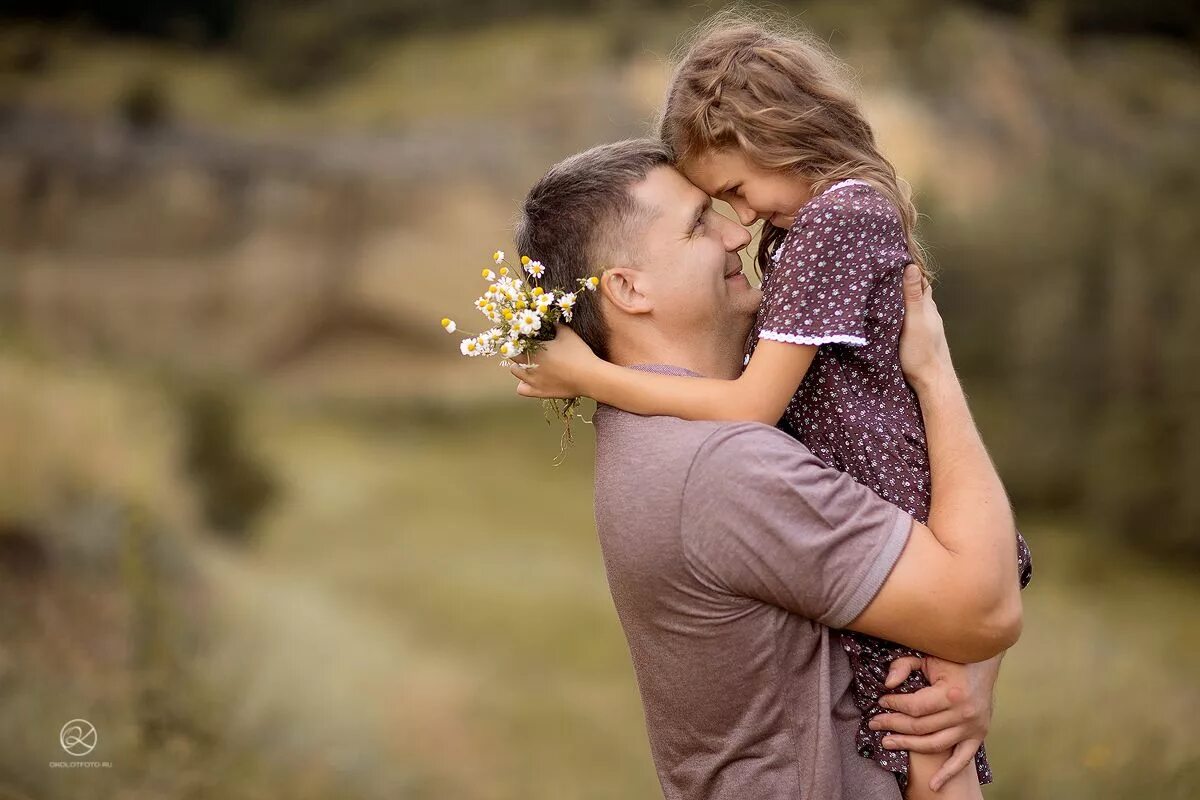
[{"left": 723, "top": 215, "right": 753, "bottom": 251}]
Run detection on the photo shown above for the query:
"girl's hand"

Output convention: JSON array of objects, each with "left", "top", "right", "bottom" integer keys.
[{"left": 508, "top": 325, "right": 602, "bottom": 399}]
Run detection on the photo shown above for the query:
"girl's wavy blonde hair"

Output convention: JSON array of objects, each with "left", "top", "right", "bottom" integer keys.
[{"left": 657, "top": 14, "right": 930, "bottom": 281}]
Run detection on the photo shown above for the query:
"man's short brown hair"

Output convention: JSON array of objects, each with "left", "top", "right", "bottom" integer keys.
[{"left": 515, "top": 139, "right": 672, "bottom": 361}]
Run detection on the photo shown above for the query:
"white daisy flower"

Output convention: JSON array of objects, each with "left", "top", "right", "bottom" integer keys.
[
  {"left": 492, "top": 250, "right": 505, "bottom": 264},
  {"left": 441, "top": 318, "right": 457, "bottom": 334},
  {"left": 525, "top": 260, "right": 545, "bottom": 279},
  {"left": 558, "top": 293, "right": 577, "bottom": 322},
  {"left": 460, "top": 337, "right": 479, "bottom": 356},
  {"left": 498, "top": 340, "right": 523, "bottom": 359},
  {"left": 514, "top": 309, "right": 542, "bottom": 336}
]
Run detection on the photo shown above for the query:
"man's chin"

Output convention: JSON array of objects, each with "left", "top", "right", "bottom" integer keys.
[{"left": 731, "top": 286, "right": 763, "bottom": 328}]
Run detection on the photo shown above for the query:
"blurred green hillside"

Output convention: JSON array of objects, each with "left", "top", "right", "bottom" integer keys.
[{"left": 0, "top": 2, "right": 1198, "bottom": 798}]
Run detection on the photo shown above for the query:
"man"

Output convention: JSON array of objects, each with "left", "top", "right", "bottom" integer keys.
[{"left": 513, "top": 140, "right": 1022, "bottom": 799}]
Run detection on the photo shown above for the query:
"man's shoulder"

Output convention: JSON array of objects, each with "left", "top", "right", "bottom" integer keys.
[{"left": 681, "top": 420, "right": 828, "bottom": 497}]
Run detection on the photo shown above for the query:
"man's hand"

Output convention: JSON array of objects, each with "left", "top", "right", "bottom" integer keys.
[
  {"left": 509, "top": 324, "right": 599, "bottom": 399},
  {"left": 870, "top": 653, "right": 1002, "bottom": 792},
  {"left": 897, "top": 264, "right": 952, "bottom": 389}
]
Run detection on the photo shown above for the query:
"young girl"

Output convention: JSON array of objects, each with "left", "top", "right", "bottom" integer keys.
[{"left": 514, "top": 18, "right": 1031, "bottom": 799}]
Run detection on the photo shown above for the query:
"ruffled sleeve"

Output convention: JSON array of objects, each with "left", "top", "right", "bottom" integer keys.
[{"left": 757, "top": 183, "right": 907, "bottom": 348}]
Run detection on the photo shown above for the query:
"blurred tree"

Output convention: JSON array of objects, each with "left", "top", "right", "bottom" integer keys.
[
  {"left": 179, "top": 385, "right": 277, "bottom": 543},
  {"left": 1, "top": 0, "right": 241, "bottom": 46},
  {"left": 117, "top": 75, "right": 172, "bottom": 131},
  {"left": 974, "top": 0, "right": 1200, "bottom": 41}
]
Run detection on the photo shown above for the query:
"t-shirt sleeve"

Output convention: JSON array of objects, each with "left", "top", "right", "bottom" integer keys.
[
  {"left": 757, "top": 185, "right": 907, "bottom": 347},
  {"left": 680, "top": 423, "right": 912, "bottom": 628}
]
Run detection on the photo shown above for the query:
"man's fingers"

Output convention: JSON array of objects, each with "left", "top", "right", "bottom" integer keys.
[
  {"left": 884, "top": 656, "right": 924, "bottom": 689},
  {"left": 929, "top": 739, "right": 982, "bottom": 792},
  {"left": 878, "top": 685, "right": 953, "bottom": 716},
  {"left": 880, "top": 726, "right": 963, "bottom": 754},
  {"left": 515, "top": 380, "right": 535, "bottom": 397},
  {"left": 870, "top": 708, "right": 962, "bottom": 736}
]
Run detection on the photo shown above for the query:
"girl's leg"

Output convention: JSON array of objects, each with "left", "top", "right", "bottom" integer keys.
[{"left": 904, "top": 751, "right": 982, "bottom": 800}]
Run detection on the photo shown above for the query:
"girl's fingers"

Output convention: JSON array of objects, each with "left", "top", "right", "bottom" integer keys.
[
  {"left": 880, "top": 726, "right": 963, "bottom": 754},
  {"left": 884, "top": 656, "right": 924, "bottom": 689},
  {"left": 929, "top": 739, "right": 982, "bottom": 792},
  {"left": 870, "top": 708, "right": 962, "bottom": 736}
]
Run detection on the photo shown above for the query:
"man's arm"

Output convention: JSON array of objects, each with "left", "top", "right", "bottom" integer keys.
[
  {"left": 846, "top": 267, "right": 1022, "bottom": 662},
  {"left": 681, "top": 267, "right": 1021, "bottom": 663}
]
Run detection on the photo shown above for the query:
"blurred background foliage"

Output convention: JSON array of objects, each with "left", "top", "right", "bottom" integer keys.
[{"left": 0, "top": 1, "right": 1196, "bottom": 799}]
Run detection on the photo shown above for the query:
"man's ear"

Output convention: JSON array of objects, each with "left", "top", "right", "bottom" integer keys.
[{"left": 601, "top": 268, "right": 652, "bottom": 315}]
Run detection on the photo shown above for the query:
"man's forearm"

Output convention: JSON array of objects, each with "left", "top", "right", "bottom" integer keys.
[{"left": 913, "top": 361, "right": 1021, "bottom": 630}]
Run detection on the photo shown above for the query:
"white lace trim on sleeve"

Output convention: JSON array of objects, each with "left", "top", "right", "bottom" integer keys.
[{"left": 758, "top": 330, "right": 868, "bottom": 347}]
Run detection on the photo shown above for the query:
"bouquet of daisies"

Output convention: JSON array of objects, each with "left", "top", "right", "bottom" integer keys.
[{"left": 441, "top": 250, "right": 598, "bottom": 457}]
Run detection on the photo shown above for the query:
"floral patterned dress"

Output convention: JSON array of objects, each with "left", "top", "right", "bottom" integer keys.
[{"left": 745, "top": 179, "right": 1034, "bottom": 787}]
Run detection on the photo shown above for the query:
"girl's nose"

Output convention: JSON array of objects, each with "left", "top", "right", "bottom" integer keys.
[{"left": 733, "top": 202, "right": 758, "bottom": 227}]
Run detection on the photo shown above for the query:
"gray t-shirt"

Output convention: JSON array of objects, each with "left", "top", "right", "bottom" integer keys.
[{"left": 592, "top": 365, "right": 912, "bottom": 800}]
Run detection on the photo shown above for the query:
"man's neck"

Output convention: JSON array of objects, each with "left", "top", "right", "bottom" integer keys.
[{"left": 607, "top": 324, "right": 746, "bottom": 380}]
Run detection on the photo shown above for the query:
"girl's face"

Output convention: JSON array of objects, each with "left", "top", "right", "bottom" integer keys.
[{"left": 682, "top": 148, "right": 814, "bottom": 230}]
